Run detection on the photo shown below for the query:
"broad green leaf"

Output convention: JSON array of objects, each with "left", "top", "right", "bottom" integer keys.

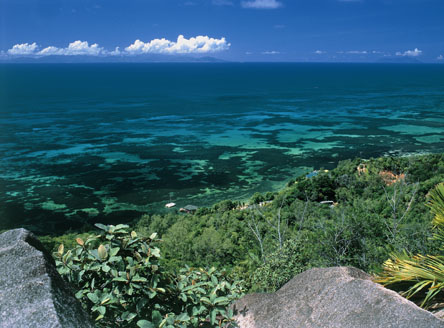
[
  {"left": 137, "top": 320, "right": 155, "bottom": 328},
  {"left": 97, "top": 306, "right": 106, "bottom": 315},
  {"left": 87, "top": 292, "right": 99, "bottom": 304},
  {"left": 110, "top": 247, "right": 120, "bottom": 257},
  {"left": 108, "top": 256, "right": 121, "bottom": 263},
  {"left": 132, "top": 276, "right": 148, "bottom": 282},
  {"left": 210, "top": 309, "right": 217, "bottom": 325},
  {"left": 152, "top": 310, "right": 163, "bottom": 326},
  {"left": 175, "top": 313, "right": 190, "bottom": 321},
  {"left": 112, "top": 277, "right": 127, "bottom": 282},
  {"left": 94, "top": 223, "right": 107, "bottom": 231},
  {"left": 214, "top": 296, "right": 229, "bottom": 304},
  {"left": 200, "top": 297, "right": 212, "bottom": 305}
]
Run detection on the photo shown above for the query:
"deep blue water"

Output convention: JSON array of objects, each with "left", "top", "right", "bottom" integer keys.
[{"left": 1, "top": 63, "right": 444, "bottom": 233}]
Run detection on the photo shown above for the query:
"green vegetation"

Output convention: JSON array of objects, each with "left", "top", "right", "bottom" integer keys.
[
  {"left": 130, "top": 154, "right": 444, "bottom": 292},
  {"left": 375, "top": 182, "right": 444, "bottom": 308},
  {"left": 54, "top": 224, "right": 243, "bottom": 327},
  {"left": 45, "top": 153, "right": 444, "bottom": 324}
]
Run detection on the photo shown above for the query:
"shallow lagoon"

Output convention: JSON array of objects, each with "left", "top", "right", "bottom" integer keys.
[{"left": 1, "top": 63, "right": 444, "bottom": 233}]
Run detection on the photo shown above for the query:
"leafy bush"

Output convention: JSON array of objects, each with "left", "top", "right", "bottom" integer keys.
[
  {"left": 250, "top": 238, "right": 313, "bottom": 292},
  {"left": 169, "top": 266, "right": 243, "bottom": 327},
  {"left": 54, "top": 224, "right": 244, "bottom": 327}
]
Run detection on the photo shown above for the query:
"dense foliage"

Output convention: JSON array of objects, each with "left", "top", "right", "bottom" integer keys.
[
  {"left": 54, "top": 224, "right": 243, "bottom": 327},
  {"left": 375, "top": 182, "right": 444, "bottom": 309},
  {"left": 45, "top": 153, "right": 444, "bottom": 322},
  {"left": 129, "top": 154, "right": 444, "bottom": 291},
  {"left": 250, "top": 238, "right": 312, "bottom": 292}
]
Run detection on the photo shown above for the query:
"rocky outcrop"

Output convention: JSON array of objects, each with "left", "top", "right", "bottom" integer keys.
[
  {"left": 233, "top": 267, "right": 444, "bottom": 328},
  {"left": 0, "top": 229, "right": 94, "bottom": 328}
]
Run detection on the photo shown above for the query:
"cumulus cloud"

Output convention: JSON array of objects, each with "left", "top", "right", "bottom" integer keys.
[
  {"left": 125, "top": 35, "right": 230, "bottom": 54},
  {"left": 314, "top": 50, "right": 326, "bottom": 54},
  {"left": 6, "top": 41, "right": 106, "bottom": 57},
  {"left": 5, "top": 36, "right": 230, "bottom": 57},
  {"left": 437, "top": 55, "right": 444, "bottom": 60},
  {"left": 109, "top": 47, "right": 121, "bottom": 56},
  {"left": 396, "top": 48, "right": 422, "bottom": 57},
  {"left": 7, "top": 42, "right": 38, "bottom": 55},
  {"left": 38, "top": 40, "right": 104, "bottom": 56},
  {"left": 241, "top": 0, "right": 282, "bottom": 9}
]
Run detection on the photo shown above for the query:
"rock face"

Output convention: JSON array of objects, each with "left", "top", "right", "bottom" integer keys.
[
  {"left": 0, "top": 229, "right": 94, "bottom": 328},
  {"left": 233, "top": 267, "right": 444, "bottom": 328}
]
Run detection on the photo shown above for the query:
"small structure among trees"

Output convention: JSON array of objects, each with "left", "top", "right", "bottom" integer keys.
[{"left": 179, "top": 205, "right": 198, "bottom": 214}]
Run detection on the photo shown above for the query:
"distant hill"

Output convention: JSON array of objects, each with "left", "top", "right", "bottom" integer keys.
[
  {"left": 375, "top": 56, "right": 423, "bottom": 64},
  {"left": 0, "top": 55, "right": 228, "bottom": 64}
]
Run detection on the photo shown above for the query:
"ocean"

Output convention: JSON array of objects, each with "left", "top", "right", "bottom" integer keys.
[{"left": 1, "top": 63, "right": 444, "bottom": 234}]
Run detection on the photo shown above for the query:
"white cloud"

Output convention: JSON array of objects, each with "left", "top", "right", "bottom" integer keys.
[
  {"left": 7, "top": 42, "right": 38, "bottom": 55},
  {"left": 125, "top": 35, "right": 230, "bottom": 54},
  {"left": 396, "top": 48, "right": 422, "bottom": 57},
  {"left": 346, "top": 50, "right": 367, "bottom": 54},
  {"left": 241, "top": 0, "right": 282, "bottom": 9},
  {"left": 108, "top": 47, "right": 121, "bottom": 56},
  {"left": 262, "top": 50, "right": 280, "bottom": 55},
  {"left": 314, "top": 50, "right": 326, "bottom": 54},
  {"left": 38, "top": 40, "right": 104, "bottom": 56},
  {"left": 5, "top": 36, "right": 230, "bottom": 57},
  {"left": 437, "top": 55, "right": 444, "bottom": 60}
]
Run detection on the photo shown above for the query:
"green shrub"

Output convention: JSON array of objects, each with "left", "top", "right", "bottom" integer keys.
[
  {"left": 54, "top": 224, "right": 244, "bottom": 327},
  {"left": 250, "top": 238, "right": 312, "bottom": 292}
]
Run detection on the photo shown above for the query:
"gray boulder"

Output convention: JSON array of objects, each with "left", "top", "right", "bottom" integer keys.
[
  {"left": 233, "top": 266, "right": 444, "bottom": 328},
  {"left": 0, "top": 228, "right": 94, "bottom": 328}
]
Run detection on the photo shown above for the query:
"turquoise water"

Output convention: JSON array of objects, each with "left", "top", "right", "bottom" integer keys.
[{"left": 1, "top": 63, "right": 444, "bottom": 233}]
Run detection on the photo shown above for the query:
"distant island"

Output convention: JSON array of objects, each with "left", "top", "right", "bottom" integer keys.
[{"left": 0, "top": 54, "right": 228, "bottom": 64}]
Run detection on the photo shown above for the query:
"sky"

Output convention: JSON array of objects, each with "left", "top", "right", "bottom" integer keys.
[{"left": 1, "top": 0, "right": 444, "bottom": 62}]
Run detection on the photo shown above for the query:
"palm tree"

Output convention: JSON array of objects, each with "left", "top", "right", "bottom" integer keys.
[{"left": 375, "top": 183, "right": 444, "bottom": 309}]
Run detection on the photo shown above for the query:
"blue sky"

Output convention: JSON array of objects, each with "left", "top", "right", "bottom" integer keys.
[{"left": 1, "top": 0, "right": 444, "bottom": 62}]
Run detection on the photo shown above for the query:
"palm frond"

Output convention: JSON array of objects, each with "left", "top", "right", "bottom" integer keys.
[
  {"left": 375, "top": 252, "right": 444, "bottom": 308},
  {"left": 427, "top": 182, "right": 444, "bottom": 229}
]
